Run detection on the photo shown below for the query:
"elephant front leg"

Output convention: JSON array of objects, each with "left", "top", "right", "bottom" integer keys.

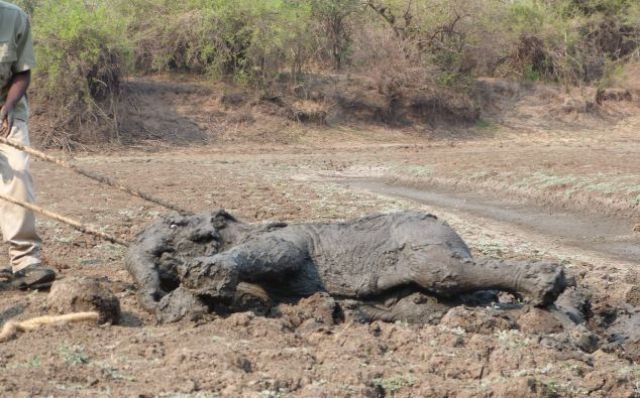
[
  {"left": 155, "top": 286, "right": 210, "bottom": 323},
  {"left": 179, "top": 253, "right": 240, "bottom": 302},
  {"left": 178, "top": 235, "right": 308, "bottom": 302}
]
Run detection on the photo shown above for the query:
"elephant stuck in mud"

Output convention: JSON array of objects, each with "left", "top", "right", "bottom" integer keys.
[{"left": 125, "top": 210, "right": 569, "bottom": 323}]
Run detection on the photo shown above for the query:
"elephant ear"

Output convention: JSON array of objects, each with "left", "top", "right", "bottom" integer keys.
[{"left": 212, "top": 209, "right": 238, "bottom": 229}]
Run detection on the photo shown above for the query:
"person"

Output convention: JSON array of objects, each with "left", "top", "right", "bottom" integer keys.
[{"left": 0, "top": 1, "right": 54, "bottom": 288}]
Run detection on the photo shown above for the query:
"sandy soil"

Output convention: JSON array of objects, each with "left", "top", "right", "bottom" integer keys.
[{"left": 1, "top": 79, "right": 640, "bottom": 397}]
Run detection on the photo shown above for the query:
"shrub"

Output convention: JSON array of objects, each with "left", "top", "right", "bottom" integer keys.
[
  {"left": 502, "top": 0, "right": 640, "bottom": 84},
  {"left": 27, "top": 0, "right": 132, "bottom": 146},
  {"left": 309, "top": 0, "right": 361, "bottom": 70},
  {"left": 130, "top": 0, "right": 314, "bottom": 85},
  {"left": 7, "top": 0, "right": 640, "bottom": 146}
]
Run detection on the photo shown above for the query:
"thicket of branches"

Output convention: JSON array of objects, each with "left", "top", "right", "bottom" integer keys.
[{"left": 11, "top": 0, "right": 640, "bottom": 144}]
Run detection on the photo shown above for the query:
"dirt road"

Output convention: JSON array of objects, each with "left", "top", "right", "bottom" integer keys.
[{"left": 343, "top": 179, "right": 640, "bottom": 263}]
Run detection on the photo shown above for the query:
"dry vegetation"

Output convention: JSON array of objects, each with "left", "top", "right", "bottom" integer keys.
[{"left": 9, "top": 0, "right": 640, "bottom": 147}]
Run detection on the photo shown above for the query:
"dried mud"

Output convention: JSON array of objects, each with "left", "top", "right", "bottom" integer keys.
[{"left": 48, "top": 277, "right": 121, "bottom": 325}]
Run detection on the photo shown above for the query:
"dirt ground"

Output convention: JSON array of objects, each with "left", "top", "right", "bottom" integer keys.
[{"left": 1, "top": 77, "right": 640, "bottom": 397}]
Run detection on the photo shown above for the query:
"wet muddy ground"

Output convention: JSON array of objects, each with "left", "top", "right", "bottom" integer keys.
[{"left": 1, "top": 112, "right": 640, "bottom": 396}]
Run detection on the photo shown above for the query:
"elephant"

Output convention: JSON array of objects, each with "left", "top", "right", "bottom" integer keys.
[{"left": 126, "top": 210, "right": 567, "bottom": 323}]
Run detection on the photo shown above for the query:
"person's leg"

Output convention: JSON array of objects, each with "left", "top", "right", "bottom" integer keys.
[
  {"left": 0, "top": 120, "right": 41, "bottom": 270},
  {"left": 0, "top": 120, "right": 53, "bottom": 288}
]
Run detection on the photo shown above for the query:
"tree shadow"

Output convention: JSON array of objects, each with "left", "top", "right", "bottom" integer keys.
[{"left": 117, "top": 78, "right": 215, "bottom": 146}]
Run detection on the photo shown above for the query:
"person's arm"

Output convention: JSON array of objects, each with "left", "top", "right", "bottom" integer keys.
[
  {"left": 1, "top": 9, "right": 36, "bottom": 136},
  {"left": 1, "top": 71, "right": 31, "bottom": 135}
]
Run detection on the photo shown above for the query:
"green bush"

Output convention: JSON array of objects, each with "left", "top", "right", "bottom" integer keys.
[
  {"left": 130, "top": 0, "right": 314, "bottom": 85},
  {"left": 309, "top": 0, "right": 361, "bottom": 70},
  {"left": 25, "top": 0, "right": 132, "bottom": 144},
  {"left": 6, "top": 0, "right": 640, "bottom": 145},
  {"left": 14, "top": 0, "right": 640, "bottom": 90}
]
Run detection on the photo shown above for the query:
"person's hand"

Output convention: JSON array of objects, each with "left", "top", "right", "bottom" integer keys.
[{"left": 0, "top": 104, "right": 14, "bottom": 137}]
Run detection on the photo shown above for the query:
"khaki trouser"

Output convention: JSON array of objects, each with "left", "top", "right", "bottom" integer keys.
[{"left": 0, "top": 119, "right": 41, "bottom": 272}]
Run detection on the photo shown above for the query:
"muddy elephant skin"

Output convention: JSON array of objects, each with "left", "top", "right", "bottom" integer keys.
[{"left": 126, "top": 210, "right": 567, "bottom": 322}]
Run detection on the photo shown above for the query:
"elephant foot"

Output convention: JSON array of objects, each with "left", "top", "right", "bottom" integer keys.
[
  {"left": 155, "top": 287, "right": 209, "bottom": 323},
  {"left": 179, "top": 256, "right": 239, "bottom": 302},
  {"left": 517, "top": 262, "right": 567, "bottom": 307}
]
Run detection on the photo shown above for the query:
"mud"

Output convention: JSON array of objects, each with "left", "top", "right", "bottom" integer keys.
[
  {"left": 126, "top": 210, "right": 568, "bottom": 325},
  {"left": 275, "top": 292, "right": 343, "bottom": 333},
  {"left": 3, "top": 74, "right": 640, "bottom": 395},
  {"left": 440, "top": 306, "right": 518, "bottom": 334},
  {"left": 121, "top": 210, "right": 640, "bottom": 360},
  {"left": 47, "top": 277, "right": 121, "bottom": 324}
]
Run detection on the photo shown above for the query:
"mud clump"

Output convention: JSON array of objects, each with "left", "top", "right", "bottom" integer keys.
[
  {"left": 624, "top": 285, "right": 640, "bottom": 307},
  {"left": 596, "top": 88, "right": 633, "bottom": 104},
  {"left": 276, "top": 293, "right": 342, "bottom": 332},
  {"left": 516, "top": 307, "right": 565, "bottom": 334},
  {"left": 555, "top": 287, "right": 591, "bottom": 324},
  {"left": 568, "top": 325, "right": 600, "bottom": 353},
  {"left": 593, "top": 306, "right": 640, "bottom": 360},
  {"left": 353, "top": 291, "right": 451, "bottom": 324},
  {"left": 440, "top": 306, "right": 517, "bottom": 334},
  {"left": 47, "top": 277, "right": 121, "bottom": 324}
]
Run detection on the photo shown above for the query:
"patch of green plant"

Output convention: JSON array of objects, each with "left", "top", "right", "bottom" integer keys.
[
  {"left": 58, "top": 343, "right": 90, "bottom": 366},
  {"left": 523, "top": 64, "right": 542, "bottom": 82},
  {"left": 259, "top": 389, "right": 288, "bottom": 398},
  {"left": 94, "top": 362, "right": 134, "bottom": 381},
  {"left": 7, "top": 355, "right": 41, "bottom": 369},
  {"left": 26, "top": 0, "right": 133, "bottom": 144},
  {"left": 127, "top": 0, "right": 314, "bottom": 85},
  {"left": 400, "top": 165, "right": 433, "bottom": 178},
  {"left": 475, "top": 119, "right": 495, "bottom": 130},
  {"left": 25, "top": 355, "right": 41, "bottom": 368},
  {"left": 372, "top": 375, "right": 415, "bottom": 395},
  {"left": 476, "top": 241, "right": 505, "bottom": 258},
  {"left": 496, "top": 329, "right": 532, "bottom": 348},
  {"left": 540, "top": 379, "right": 561, "bottom": 398},
  {"left": 598, "top": 59, "right": 626, "bottom": 88}
]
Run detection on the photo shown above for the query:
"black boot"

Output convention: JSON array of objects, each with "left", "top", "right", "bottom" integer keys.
[{"left": 11, "top": 264, "right": 56, "bottom": 290}]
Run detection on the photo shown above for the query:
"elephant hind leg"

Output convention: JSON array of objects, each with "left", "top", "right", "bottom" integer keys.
[
  {"left": 407, "top": 245, "right": 567, "bottom": 306},
  {"left": 507, "top": 261, "right": 567, "bottom": 307},
  {"left": 356, "top": 292, "right": 451, "bottom": 324},
  {"left": 455, "top": 260, "right": 567, "bottom": 307}
]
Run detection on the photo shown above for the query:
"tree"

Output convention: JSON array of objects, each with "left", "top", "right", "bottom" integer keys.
[{"left": 311, "top": 0, "right": 361, "bottom": 70}]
